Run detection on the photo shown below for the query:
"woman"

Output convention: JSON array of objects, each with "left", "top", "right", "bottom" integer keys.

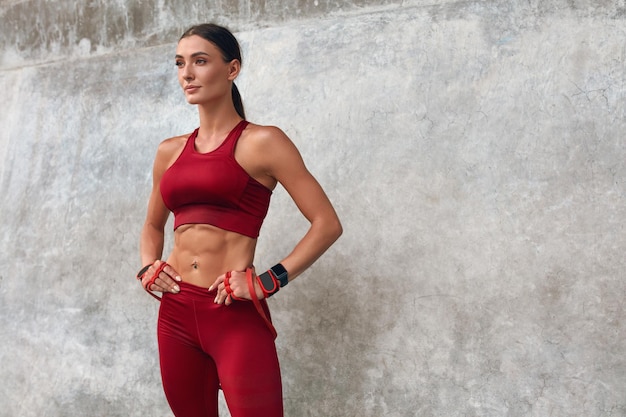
[{"left": 137, "top": 23, "right": 342, "bottom": 417}]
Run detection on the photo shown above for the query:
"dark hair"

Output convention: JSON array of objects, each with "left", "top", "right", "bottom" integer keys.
[{"left": 180, "top": 23, "right": 245, "bottom": 119}]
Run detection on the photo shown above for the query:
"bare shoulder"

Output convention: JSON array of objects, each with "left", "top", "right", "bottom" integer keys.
[
  {"left": 150, "top": 132, "right": 193, "bottom": 176},
  {"left": 239, "top": 123, "right": 307, "bottom": 181},
  {"left": 240, "top": 123, "right": 298, "bottom": 156},
  {"left": 157, "top": 132, "right": 190, "bottom": 154},
  {"left": 243, "top": 123, "right": 289, "bottom": 143},
  {"left": 155, "top": 132, "right": 192, "bottom": 164}
]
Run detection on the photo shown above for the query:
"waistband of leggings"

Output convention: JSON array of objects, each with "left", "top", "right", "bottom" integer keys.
[{"left": 174, "top": 280, "right": 217, "bottom": 299}]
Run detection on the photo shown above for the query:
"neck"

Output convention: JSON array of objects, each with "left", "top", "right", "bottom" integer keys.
[{"left": 196, "top": 102, "right": 243, "bottom": 136}]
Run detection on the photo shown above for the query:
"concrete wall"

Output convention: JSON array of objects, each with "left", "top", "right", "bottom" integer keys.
[{"left": 1, "top": 1, "right": 625, "bottom": 416}]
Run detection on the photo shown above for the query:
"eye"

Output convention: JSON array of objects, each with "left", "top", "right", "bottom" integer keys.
[
  {"left": 195, "top": 59, "right": 207, "bottom": 65},
  {"left": 175, "top": 60, "right": 184, "bottom": 68}
]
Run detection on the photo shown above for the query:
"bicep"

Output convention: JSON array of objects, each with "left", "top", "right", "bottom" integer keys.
[
  {"left": 143, "top": 146, "right": 172, "bottom": 230},
  {"left": 144, "top": 185, "right": 170, "bottom": 230},
  {"left": 265, "top": 132, "right": 336, "bottom": 223},
  {"left": 283, "top": 171, "right": 337, "bottom": 224}
]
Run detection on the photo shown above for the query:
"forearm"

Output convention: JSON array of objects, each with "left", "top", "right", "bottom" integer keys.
[
  {"left": 279, "top": 216, "right": 342, "bottom": 281},
  {"left": 139, "top": 223, "right": 165, "bottom": 267}
]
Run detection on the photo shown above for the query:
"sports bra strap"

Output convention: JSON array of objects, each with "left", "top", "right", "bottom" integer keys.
[{"left": 224, "top": 120, "right": 249, "bottom": 156}]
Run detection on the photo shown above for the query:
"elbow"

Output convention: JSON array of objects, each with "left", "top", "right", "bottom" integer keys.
[
  {"left": 311, "top": 213, "right": 343, "bottom": 244},
  {"left": 329, "top": 217, "right": 343, "bottom": 243}
]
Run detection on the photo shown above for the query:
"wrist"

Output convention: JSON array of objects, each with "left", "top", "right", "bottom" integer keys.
[
  {"left": 270, "top": 263, "right": 289, "bottom": 288},
  {"left": 136, "top": 264, "right": 152, "bottom": 280},
  {"left": 256, "top": 263, "right": 289, "bottom": 298}
]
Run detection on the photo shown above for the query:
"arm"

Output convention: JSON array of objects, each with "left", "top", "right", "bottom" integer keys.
[
  {"left": 139, "top": 160, "right": 168, "bottom": 266},
  {"left": 138, "top": 139, "right": 183, "bottom": 294},
  {"left": 214, "top": 126, "right": 342, "bottom": 304},
  {"left": 263, "top": 127, "right": 343, "bottom": 281}
]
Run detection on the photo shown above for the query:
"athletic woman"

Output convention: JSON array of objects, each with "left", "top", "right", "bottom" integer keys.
[{"left": 137, "top": 23, "right": 342, "bottom": 417}]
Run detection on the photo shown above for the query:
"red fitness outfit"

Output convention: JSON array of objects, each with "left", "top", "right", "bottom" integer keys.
[
  {"left": 157, "top": 120, "right": 283, "bottom": 417},
  {"left": 160, "top": 120, "right": 271, "bottom": 238}
]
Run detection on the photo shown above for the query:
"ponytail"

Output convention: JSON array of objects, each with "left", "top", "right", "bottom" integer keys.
[{"left": 232, "top": 83, "right": 246, "bottom": 119}]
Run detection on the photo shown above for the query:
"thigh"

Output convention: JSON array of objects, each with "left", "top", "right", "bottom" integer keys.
[
  {"left": 158, "top": 296, "right": 220, "bottom": 417},
  {"left": 213, "top": 303, "right": 284, "bottom": 417}
]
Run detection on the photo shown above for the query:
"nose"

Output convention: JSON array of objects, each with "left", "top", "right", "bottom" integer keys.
[{"left": 181, "top": 65, "right": 194, "bottom": 81}]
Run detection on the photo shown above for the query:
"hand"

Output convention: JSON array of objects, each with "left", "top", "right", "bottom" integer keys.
[
  {"left": 141, "top": 260, "right": 181, "bottom": 294},
  {"left": 210, "top": 267, "right": 264, "bottom": 305}
]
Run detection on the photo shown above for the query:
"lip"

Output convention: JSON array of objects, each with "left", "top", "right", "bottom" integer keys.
[{"left": 184, "top": 85, "right": 200, "bottom": 92}]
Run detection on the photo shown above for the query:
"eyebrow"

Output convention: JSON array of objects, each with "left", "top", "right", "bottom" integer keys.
[{"left": 174, "top": 51, "right": 211, "bottom": 59}]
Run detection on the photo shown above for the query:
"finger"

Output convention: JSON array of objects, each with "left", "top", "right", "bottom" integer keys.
[
  {"left": 220, "top": 285, "right": 229, "bottom": 304},
  {"left": 140, "top": 266, "right": 155, "bottom": 287},
  {"left": 226, "top": 281, "right": 236, "bottom": 304},
  {"left": 209, "top": 274, "right": 226, "bottom": 292},
  {"left": 216, "top": 280, "right": 231, "bottom": 304},
  {"left": 162, "top": 263, "right": 182, "bottom": 282},
  {"left": 154, "top": 275, "right": 180, "bottom": 294},
  {"left": 143, "top": 261, "right": 170, "bottom": 292},
  {"left": 143, "top": 276, "right": 155, "bottom": 291},
  {"left": 214, "top": 286, "right": 224, "bottom": 304},
  {"left": 153, "top": 261, "right": 176, "bottom": 282}
]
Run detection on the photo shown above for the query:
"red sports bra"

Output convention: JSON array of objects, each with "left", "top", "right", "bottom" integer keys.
[{"left": 160, "top": 120, "right": 272, "bottom": 238}]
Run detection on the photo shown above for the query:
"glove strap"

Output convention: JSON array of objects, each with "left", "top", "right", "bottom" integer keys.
[{"left": 247, "top": 268, "right": 277, "bottom": 339}]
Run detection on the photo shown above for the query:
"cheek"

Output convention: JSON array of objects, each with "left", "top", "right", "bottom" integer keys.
[
  {"left": 202, "top": 70, "right": 220, "bottom": 83},
  {"left": 201, "top": 65, "right": 231, "bottom": 83}
]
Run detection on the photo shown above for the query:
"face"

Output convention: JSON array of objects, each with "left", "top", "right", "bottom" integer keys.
[{"left": 175, "top": 35, "right": 240, "bottom": 105}]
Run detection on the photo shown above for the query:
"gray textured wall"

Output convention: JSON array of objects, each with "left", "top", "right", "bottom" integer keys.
[{"left": 1, "top": 1, "right": 625, "bottom": 416}]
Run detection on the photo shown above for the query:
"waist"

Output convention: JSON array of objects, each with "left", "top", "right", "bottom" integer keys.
[
  {"left": 172, "top": 280, "right": 216, "bottom": 298},
  {"left": 172, "top": 205, "right": 265, "bottom": 238},
  {"left": 167, "top": 224, "right": 256, "bottom": 288}
]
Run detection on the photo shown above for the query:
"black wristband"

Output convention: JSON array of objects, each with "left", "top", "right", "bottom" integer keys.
[
  {"left": 136, "top": 264, "right": 151, "bottom": 279},
  {"left": 257, "top": 264, "right": 288, "bottom": 298},
  {"left": 257, "top": 271, "right": 280, "bottom": 297},
  {"left": 269, "top": 263, "right": 289, "bottom": 288}
]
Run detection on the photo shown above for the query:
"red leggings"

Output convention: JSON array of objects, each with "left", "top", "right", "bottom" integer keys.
[{"left": 157, "top": 281, "right": 283, "bottom": 417}]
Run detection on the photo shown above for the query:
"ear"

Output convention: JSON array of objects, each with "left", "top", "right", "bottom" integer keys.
[{"left": 227, "top": 59, "right": 241, "bottom": 81}]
